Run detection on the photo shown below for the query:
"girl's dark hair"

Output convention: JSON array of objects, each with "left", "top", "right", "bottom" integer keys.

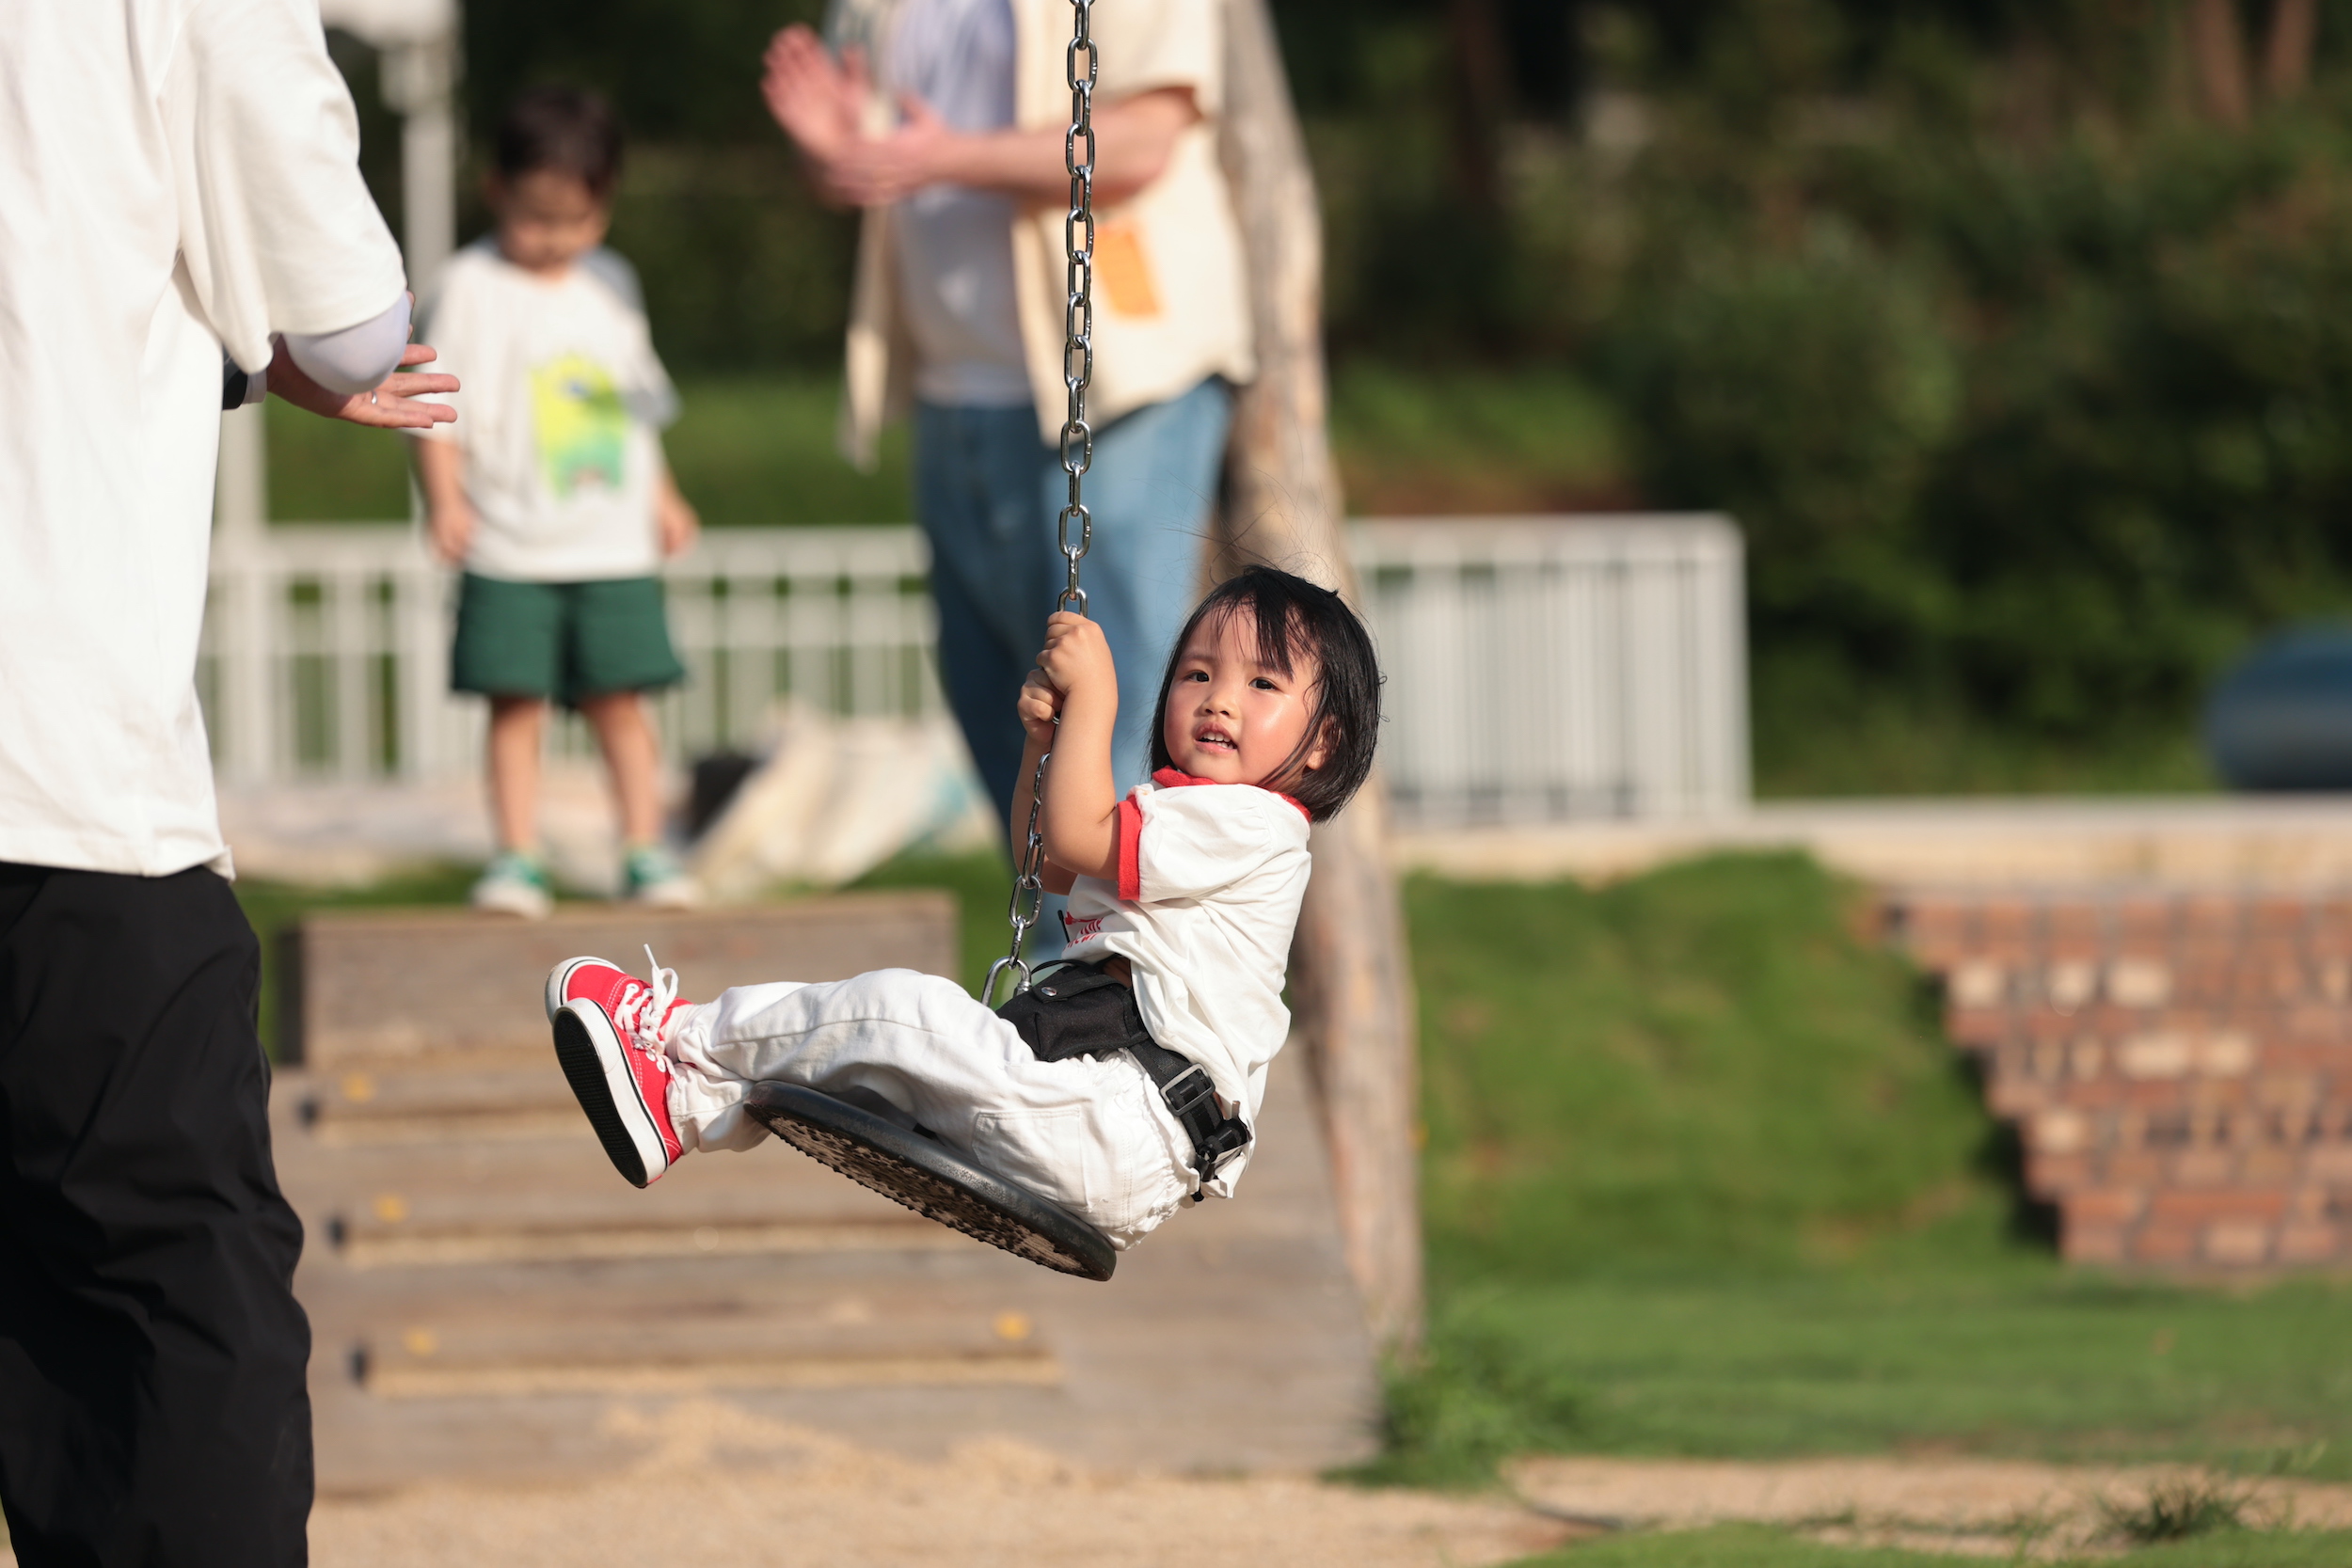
[
  {"left": 495, "top": 87, "right": 625, "bottom": 197},
  {"left": 1147, "top": 565, "right": 1382, "bottom": 822}
]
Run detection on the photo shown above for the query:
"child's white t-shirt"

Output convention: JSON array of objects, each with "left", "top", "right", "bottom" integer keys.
[
  {"left": 415, "top": 240, "right": 678, "bottom": 582},
  {"left": 1057, "top": 769, "right": 1313, "bottom": 1196}
]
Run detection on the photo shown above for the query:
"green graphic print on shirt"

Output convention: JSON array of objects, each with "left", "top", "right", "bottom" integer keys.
[{"left": 531, "top": 353, "right": 628, "bottom": 498}]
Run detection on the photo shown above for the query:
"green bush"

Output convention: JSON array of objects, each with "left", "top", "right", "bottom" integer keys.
[
  {"left": 1302, "top": 2, "right": 2352, "bottom": 762},
  {"left": 1869, "top": 126, "right": 2352, "bottom": 731},
  {"left": 1579, "top": 28, "right": 2352, "bottom": 738},
  {"left": 1603, "top": 230, "right": 1959, "bottom": 657}
]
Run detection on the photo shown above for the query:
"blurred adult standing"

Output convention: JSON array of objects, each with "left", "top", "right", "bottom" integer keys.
[
  {"left": 0, "top": 3, "right": 455, "bottom": 1562},
  {"left": 763, "top": 0, "right": 1255, "bottom": 822}
]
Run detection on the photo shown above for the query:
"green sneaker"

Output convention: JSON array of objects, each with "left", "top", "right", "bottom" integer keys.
[
  {"left": 623, "top": 844, "right": 699, "bottom": 910},
  {"left": 471, "top": 849, "right": 553, "bottom": 920}
]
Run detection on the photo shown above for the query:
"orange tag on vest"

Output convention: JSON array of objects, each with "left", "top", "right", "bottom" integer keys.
[{"left": 1093, "top": 222, "right": 1164, "bottom": 319}]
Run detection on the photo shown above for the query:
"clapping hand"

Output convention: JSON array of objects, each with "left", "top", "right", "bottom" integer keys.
[
  {"left": 762, "top": 26, "right": 867, "bottom": 191},
  {"left": 819, "top": 94, "right": 957, "bottom": 207},
  {"left": 761, "top": 24, "right": 959, "bottom": 208}
]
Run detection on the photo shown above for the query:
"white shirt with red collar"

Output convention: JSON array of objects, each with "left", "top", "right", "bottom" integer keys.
[{"left": 1056, "top": 768, "right": 1312, "bottom": 1196}]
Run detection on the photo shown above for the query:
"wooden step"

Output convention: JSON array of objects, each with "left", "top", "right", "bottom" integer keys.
[
  {"left": 279, "top": 891, "right": 957, "bottom": 1063},
  {"left": 272, "top": 1076, "right": 972, "bottom": 1266},
  {"left": 266, "top": 895, "right": 1377, "bottom": 1487},
  {"left": 291, "top": 1052, "right": 577, "bottom": 1145},
  {"left": 348, "top": 1268, "right": 1063, "bottom": 1399},
  {"left": 286, "top": 1048, "right": 1377, "bottom": 1488}
]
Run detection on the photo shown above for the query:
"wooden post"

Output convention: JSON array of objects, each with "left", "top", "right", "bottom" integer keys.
[{"left": 1213, "top": 0, "right": 1425, "bottom": 1354}]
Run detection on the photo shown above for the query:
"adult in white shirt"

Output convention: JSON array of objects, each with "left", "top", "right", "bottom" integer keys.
[
  {"left": 761, "top": 0, "right": 1254, "bottom": 830},
  {"left": 0, "top": 3, "right": 454, "bottom": 1562}
]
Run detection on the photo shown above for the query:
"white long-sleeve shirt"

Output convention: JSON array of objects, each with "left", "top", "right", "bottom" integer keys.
[{"left": 0, "top": 0, "right": 406, "bottom": 876}]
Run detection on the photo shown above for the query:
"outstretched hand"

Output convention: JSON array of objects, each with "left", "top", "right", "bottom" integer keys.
[{"left": 270, "top": 341, "right": 457, "bottom": 429}]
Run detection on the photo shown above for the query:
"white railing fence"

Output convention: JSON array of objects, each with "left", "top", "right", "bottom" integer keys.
[
  {"left": 200, "top": 516, "right": 1747, "bottom": 828},
  {"left": 1359, "top": 516, "right": 1748, "bottom": 826}
]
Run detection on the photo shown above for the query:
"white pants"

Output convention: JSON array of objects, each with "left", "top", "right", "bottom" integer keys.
[{"left": 666, "top": 968, "right": 1195, "bottom": 1249}]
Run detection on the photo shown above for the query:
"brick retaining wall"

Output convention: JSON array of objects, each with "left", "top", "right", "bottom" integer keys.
[{"left": 1885, "top": 890, "right": 2352, "bottom": 1267}]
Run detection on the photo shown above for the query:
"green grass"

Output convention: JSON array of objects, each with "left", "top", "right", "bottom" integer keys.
[
  {"left": 1381, "top": 1271, "right": 2352, "bottom": 1488},
  {"left": 266, "top": 363, "right": 1634, "bottom": 529},
  {"left": 2104, "top": 1477, "right": 2261, "bottom": 1544},
  {"left": 1508, "top": 1524, "right": 2352, "bottom": 1567},
  {"left": 263, "top": 390, "right": 414, "bottom": 520},
  {"left": 657, "top": 374, "right": 912, "bottom": 527},
  {"left": 263, "top": 373, "right": 911, "bottom": 526},
  {"left": 1750, "top": 708, "right": 2217, "bottom": 799},
  {"left": 1412, "top": 855, "right": 1988, "bottom": 1279},
  {"left": 1383, "top": 853, "right": 2352, "bottom": 1495},
  {"left": 1327, "top": 361, "right": 1630, "bottom": 515},
  {"left": 1748, "top": 657, "right": 2216, "bottom": 798}
]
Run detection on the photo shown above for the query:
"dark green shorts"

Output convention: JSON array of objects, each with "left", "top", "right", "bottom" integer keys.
[{"left": 451, "top": 573, "right": 686, "bottom": 706}]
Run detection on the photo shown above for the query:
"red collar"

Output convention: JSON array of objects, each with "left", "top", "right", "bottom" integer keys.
[{"left": 1150, "top": 767, "right": 1311, "bottom": 822}]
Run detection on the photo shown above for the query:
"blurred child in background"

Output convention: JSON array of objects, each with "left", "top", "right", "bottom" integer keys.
[{"left": 413, "top": 86, "right": 702, "bottom": 917}]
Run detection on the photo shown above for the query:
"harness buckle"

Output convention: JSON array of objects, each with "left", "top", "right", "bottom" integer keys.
[{"left": 1158, "top": 1063, "right": 1217, "bottom": 1121}]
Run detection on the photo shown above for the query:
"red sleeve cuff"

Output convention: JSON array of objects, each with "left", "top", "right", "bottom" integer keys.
[{"left": 1117, "top": 796, "right": 1145, "bottom": 902}]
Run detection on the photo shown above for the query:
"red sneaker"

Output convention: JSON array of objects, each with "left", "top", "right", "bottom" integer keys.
[{"left": 545, "top": 951, "right": 694, "bottom": 1187}]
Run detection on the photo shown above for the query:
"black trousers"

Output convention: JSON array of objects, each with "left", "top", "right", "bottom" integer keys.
[{"left": 0, "top": 863, "right": 310, "bottom": 1567}]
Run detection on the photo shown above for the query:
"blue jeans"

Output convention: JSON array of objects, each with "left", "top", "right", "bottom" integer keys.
[{"left": 914, "top": 376, "right": 1233, "bottom": 828}]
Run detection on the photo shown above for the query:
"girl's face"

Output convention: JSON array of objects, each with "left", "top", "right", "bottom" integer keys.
[{"left": 1160, "top": 610, "right": 1329, "bottom": 791}]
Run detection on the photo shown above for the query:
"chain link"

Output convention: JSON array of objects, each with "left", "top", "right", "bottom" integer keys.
[{"left": 983, "top": 0, "right": 1095, "bottom": 1009}]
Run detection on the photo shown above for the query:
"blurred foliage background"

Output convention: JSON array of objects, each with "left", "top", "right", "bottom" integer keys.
[{"left": 320, "top": 0, "right": 2352, "bottom": 795}]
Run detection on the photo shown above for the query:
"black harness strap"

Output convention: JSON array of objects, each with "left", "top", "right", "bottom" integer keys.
[
  {"left": 1121, "top": 1036, "right": 1254, "bottom": 1202},
  {"left": 995, "top": 958, "right": 1253, "bottom": 1201}
]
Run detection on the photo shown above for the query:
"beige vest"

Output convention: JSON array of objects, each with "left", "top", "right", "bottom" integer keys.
[{"left": 834, "top": 0, "right": 1256, "bottom": 467}]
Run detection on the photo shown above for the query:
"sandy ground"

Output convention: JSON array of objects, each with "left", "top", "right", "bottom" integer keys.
[
  {"left": 11, "top": 1432, "right": 2352, "bottom": 1566},
  {"left": 1511, "top": 1454, "right": 2352, "bottom": 1560},
  {"left": 300, "top": 1402, "right": 1566, "bottom": 1568}
]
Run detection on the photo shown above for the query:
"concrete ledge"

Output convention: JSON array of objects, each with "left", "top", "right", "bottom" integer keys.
[{"left": 1392, "top": 795, "right": 2352, "bottom": 888}]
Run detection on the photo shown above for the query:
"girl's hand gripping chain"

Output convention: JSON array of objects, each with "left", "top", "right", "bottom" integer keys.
[
  {"left": 1011, "top": 612, "right": 1121, "bottom": 892},
  {"left": 1033, "top": 611, "right": 1116, "bottom": 726},
  {"left": 1015, "top": 666, "right": 1063, "bottom": 749}
]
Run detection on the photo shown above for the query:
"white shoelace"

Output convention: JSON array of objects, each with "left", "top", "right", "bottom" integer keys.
[{"left": 615, "top": 945, "right": 681, "bottom": 1067}]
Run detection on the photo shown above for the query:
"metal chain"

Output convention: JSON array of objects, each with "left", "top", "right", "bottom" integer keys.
[{"left": 983, "top": 0, "right": 1095, "bottom": 1009}]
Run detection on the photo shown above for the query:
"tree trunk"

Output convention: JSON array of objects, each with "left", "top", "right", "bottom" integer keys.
[
  {"left": 2189, "top": 0, "right": 2252, "bottom": 126},
  {"left": 2265, "top": 0, "right": 2318, "bottom": 101},
  {"left": 1214, "top": 0, "right": 1427, "bottom": 1355},
  {"left": 1446, "top": 0, "right": 1511, "bottom": 214}
]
